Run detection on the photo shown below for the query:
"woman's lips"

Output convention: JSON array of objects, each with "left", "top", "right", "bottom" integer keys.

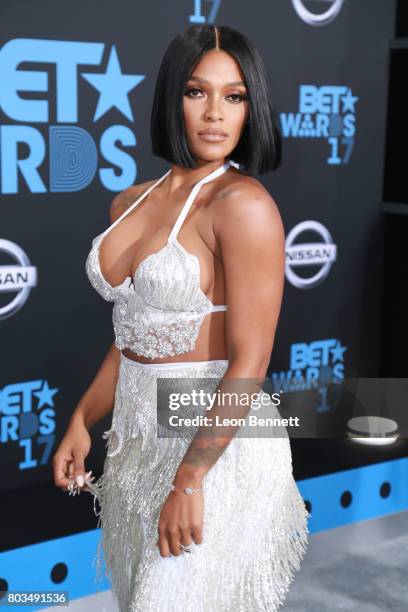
[{"left": 198, "top": 133, "right": 228, "bottom": 142}]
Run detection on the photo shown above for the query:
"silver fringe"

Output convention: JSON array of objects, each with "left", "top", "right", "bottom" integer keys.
[{"left": 85, "top": 357, "right": 310, "bottom": 611}]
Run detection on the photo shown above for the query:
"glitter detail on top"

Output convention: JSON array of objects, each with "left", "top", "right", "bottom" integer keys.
[{"left": 85, "top": 161, "right": 233, "bottom": 358}]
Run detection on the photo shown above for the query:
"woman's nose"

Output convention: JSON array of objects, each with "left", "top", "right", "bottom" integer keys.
[{"left": 205, "top": 101, "right": 223, "bottom": 121}]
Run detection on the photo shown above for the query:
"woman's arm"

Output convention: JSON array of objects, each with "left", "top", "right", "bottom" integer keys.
[
  {"left": 70, "top": 341, "right": 121, "bottom": 431},
  {"left": 53, "top": 340, "right": 121, "bottom": 491},
  {"left": 68, "top": 179, "right": 152, "bottom": 433},
  {"left": 156, "top": 182, "right": 286, "bottom": 556},
  {"left": 174, "top": 181, "right": 286, "bottom": 482},
  {"left": 53, "top": 188, "right": 138, "bottom": 491}
]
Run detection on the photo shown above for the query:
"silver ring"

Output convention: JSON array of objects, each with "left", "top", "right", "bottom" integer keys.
[
  {"left": 67, "top": 478, "right": 80, "bottom": 496},
  {"left": 180, "top": 543, "right": 193, "bottom": 553}
]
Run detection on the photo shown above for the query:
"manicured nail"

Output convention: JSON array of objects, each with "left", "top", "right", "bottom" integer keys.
[{"left": 76, "top": 475, "right": 84, "bottom": 487}]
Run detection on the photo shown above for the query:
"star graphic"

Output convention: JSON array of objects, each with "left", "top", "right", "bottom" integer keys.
[
  {"left": 341, "top": 89, "right": 359, "bottom": 113},
  {"left": 82, "top": 45, "right": 145, "bottom": 122},
  {"left": 330, "top": 341, "right": 347, "bottom": 363},
  {"left": 33, "top": 381, "right": 59, "bottom": 409}
]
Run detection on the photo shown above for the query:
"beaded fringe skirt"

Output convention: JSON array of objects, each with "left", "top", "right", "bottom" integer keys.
[{"left": 85, "top": 353, "right": 310, "bottom": 612}]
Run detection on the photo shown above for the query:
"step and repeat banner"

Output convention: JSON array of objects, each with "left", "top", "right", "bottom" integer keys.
[{"left": 1, "top": 0, "right": 395, "bottom": 492}]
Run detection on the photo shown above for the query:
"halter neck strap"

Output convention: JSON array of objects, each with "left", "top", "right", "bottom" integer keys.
[
  {"left": 99, "top": 159, "right": 233, "bottom": 242},
  {"left": 100, "top": 168, "right": 172, "bottom": 237},
  {"left": 167, "top": 160, "right": 232, "bottom": 243}
]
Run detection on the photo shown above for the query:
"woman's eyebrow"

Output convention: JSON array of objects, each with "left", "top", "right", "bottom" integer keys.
[{"left": 187, "top": 75, "right": 246, "bottom": 87}]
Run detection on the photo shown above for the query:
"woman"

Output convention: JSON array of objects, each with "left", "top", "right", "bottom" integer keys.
[{"left": 53, "top": 24, "right": 309, "bottom": 612}]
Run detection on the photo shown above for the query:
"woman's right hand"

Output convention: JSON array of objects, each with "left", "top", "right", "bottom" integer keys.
[{"left": 52, "top": 416, "right": 92, "bottom": 493}]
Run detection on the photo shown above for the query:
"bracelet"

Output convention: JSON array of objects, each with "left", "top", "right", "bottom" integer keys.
[{"left": 170, "top": 484, "right": 203, "bottom": 495}]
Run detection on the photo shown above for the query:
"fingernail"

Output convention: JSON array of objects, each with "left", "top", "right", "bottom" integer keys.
[{"left": 76, "top": 475, "right": 84, "bottom": 487}]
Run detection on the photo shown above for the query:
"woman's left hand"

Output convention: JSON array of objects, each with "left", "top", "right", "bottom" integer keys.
[{"left": 156, "top": 474, "right": 204, "bottom": 557}]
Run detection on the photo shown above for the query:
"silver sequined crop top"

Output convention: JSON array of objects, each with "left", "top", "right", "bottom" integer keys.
[{"left": 85, "top": 160, "right": 233, "bottom": 359}]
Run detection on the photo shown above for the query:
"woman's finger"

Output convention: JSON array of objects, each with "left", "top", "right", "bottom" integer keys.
[
  {"left": 168, "top": 528, "right": 182, "bottom": 556},
  {"left": 180, "top": 528, "right": 193, "bottom": 549},
  {"left": 82, "top": 471, "right": 94, "bottom": 492},
  {"left": 53, "top": 455, "right": 72, "bottom": 489},
  {"left": 191, "top": 525, "right": 203, "bottom": 545},
  {"left": 157, "top": 527, "right": 171, "bottom": 558},
  {"left": 72, "top": 449, "right": 86, "bottom": 488}
]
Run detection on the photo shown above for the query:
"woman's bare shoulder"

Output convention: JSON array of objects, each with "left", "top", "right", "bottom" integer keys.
[
  {"left": 109, "top": 179, "right": 157, "bottom": 223},
  {"left": 212, "top": 168, "right": 281, "bottom": 232},
  {"left": 211, "top": 170, "right": 284, "bottom": 260},
  {"left": 215, "top": 168, "right": 274, "bottom": 203}
]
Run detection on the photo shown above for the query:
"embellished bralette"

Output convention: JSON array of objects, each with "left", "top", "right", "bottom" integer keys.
[{"left": 85, "top": 160, "right": 232, "bottom": 359}]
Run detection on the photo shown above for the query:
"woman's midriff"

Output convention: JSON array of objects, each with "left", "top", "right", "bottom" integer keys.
[{"left": 120, "top": 310, "right": 227, "bottom": 364}]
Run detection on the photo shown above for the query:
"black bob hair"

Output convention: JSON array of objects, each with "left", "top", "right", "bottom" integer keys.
[{"left": 150, "top": 24, "right": 282, "bottom": 176}]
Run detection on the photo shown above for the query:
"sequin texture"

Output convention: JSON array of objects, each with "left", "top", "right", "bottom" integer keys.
[
  {"left": 85, "top": 354, "right": 310, "bottom": 612},
  {"left": 85, "top": 162, "right": 231, "bottom": 359}
]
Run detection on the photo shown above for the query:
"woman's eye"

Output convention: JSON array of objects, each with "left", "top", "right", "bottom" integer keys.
[
  {"left": 184, "top": 88, "right": 247, "bottom": 103},
  {"left": 228, "top": 93, "right": 247, "bottom": 103},
  {"left": 184, "top": 88, "right": 202, "bottom": 97}
]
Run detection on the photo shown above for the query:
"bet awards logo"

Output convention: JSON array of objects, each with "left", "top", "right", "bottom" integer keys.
[
  {"left": 0, "top": 239, "right": 37, "bottom": 320},
  {"left": 269, "top": 336, "right": 347, "bottom": 411},
  {"left": 280, "top": 84, "right": 358, "bottom": 164},
  {"left": 0, "top": 39, "right": 144, "bottom": 194},
  {"left": 292, "top": 0, "right": 345, "bottom": 26},
  {"left": 0, "top": 376, "right": 58, "bottom": 470},
  {"left": 285, "top": 221, "right": 337, "bottom": 289}
]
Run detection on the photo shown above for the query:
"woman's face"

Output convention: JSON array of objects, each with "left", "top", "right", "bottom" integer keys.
[{"left": 183, "top": 49, "right": 249, "bottom": 165}]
